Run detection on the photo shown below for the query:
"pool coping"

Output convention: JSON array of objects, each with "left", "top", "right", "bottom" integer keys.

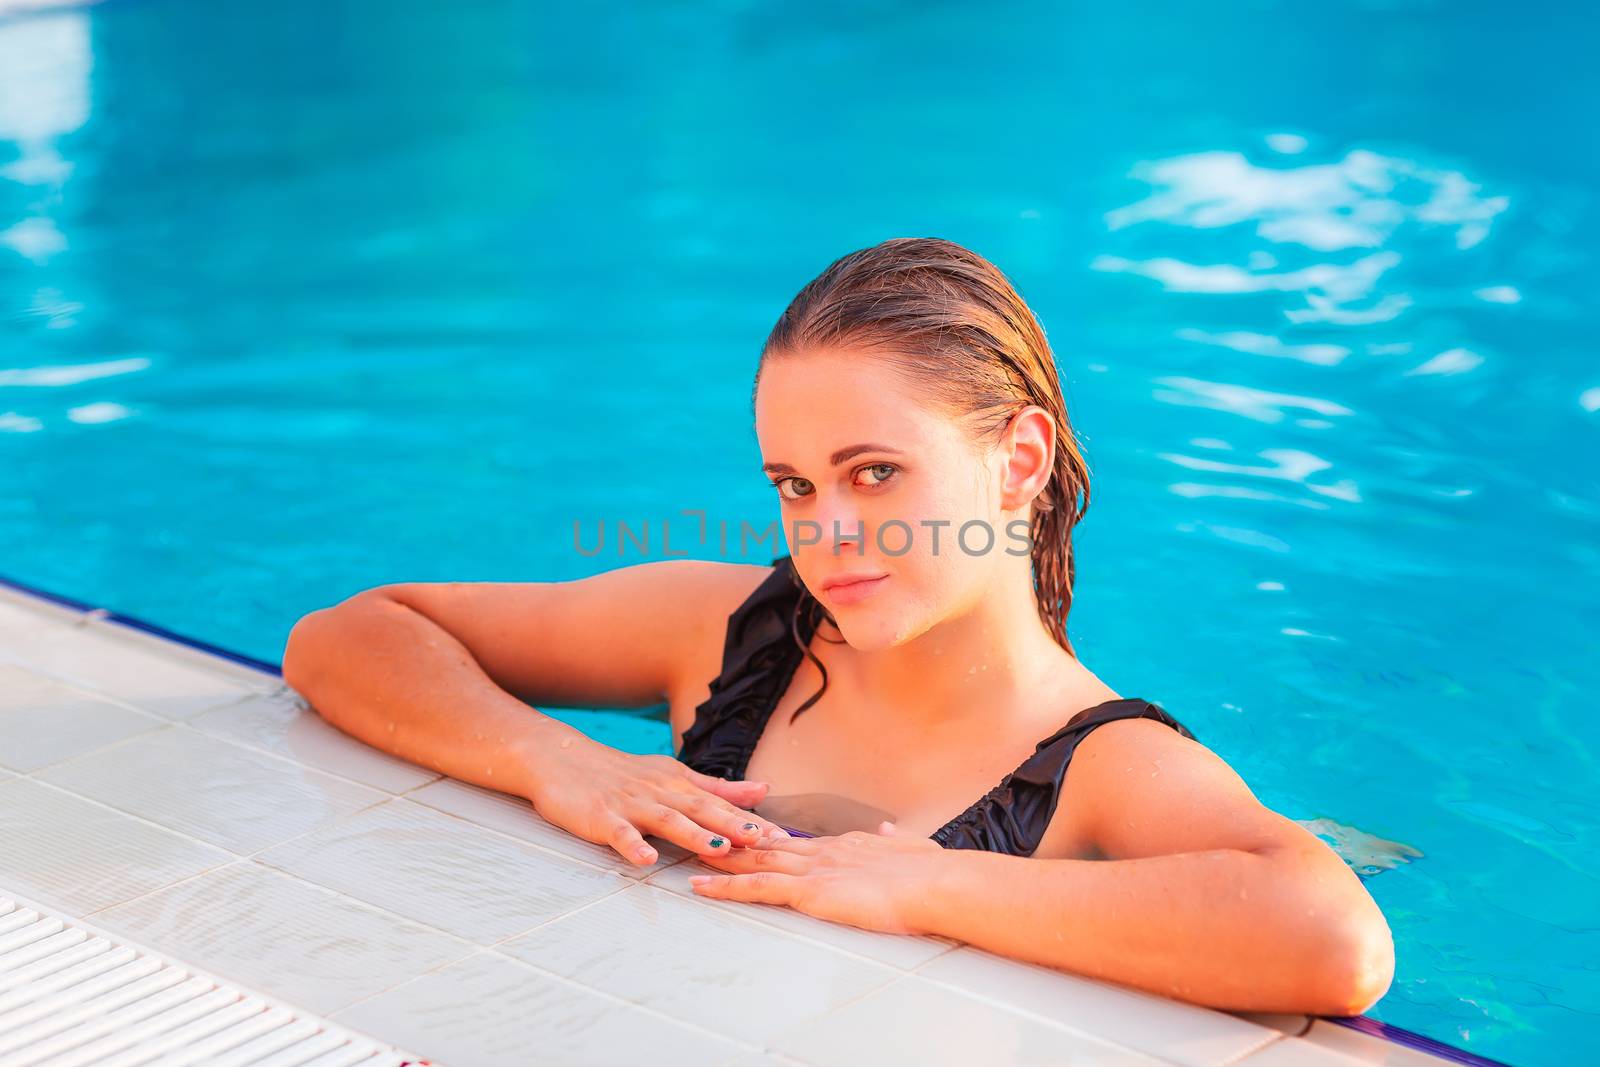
[{"left": 0, "top": 567, "right": 1514, "bottom": 1067}]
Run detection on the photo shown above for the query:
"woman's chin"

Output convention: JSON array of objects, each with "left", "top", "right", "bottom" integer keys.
[{"left": 832, "top": 612, "right": 921, "bottom": 652}]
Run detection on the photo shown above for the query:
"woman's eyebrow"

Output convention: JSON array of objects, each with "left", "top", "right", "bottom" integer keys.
[{"left": 762, "top": 443, "right": 904, "bottom": 477}]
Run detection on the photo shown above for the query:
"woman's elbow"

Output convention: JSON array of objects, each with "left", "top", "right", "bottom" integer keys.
[
  {"left": 282, "top": 602, "right": 361, "bottom": 698},
  {"left": 281, "top": 609, "right": 332, "bottom": 696},
  {"left": 1314, "top": 906, "right": 1396, "bottom": 1016}
]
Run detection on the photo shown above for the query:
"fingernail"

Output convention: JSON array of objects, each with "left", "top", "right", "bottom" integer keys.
[
  {"left": 636, "top": 845, "right": 655, "bottom": 861},
  {"left": 741, "top": 822, "right": 758, "bottom": 833},
  {"left": 708, "top": 836, "right": 725, "bottom": 848}
]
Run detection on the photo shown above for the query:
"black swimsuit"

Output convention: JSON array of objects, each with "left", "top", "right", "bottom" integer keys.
[{"left": 676, "top": 554, "right": 1198, "bottom": 857}]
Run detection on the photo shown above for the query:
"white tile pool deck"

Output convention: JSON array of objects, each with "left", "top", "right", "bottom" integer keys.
[{"left": 0, "top": 582, "right": 1466, "bottom": 1067}]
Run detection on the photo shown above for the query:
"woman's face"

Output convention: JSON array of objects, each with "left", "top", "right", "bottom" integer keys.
[{"left": 754, "top": 349, "right": 1033, "bottom": 652}]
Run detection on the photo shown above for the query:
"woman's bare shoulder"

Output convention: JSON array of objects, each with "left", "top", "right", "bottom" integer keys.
[{"left": 1053, "top": 714, "right": 1309, "bottom": 862}]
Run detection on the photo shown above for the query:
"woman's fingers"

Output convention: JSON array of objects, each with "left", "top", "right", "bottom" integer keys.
[
  {"left": 673, "top": 770, "right": 784, "bottom": 840},
  {"left": 604, "top": 816, "right": 660, "bottom": 866},
  {"left": 696, "top": 844, "right": 810, "bottom": 876},
  {"left": 733, "top": 832, "right": 819, "bottom": 855},
  {"left": 635, "top": 803, "right": 748, "bottom": 858},
  {"left": 602, "top": 804, "right": 759, "bottom": 868},
  {"left": 600, "top": 804, "right": 807, "bottom": 869},
  {"left": 700, "top": 775, "right": 770, "bottom": 808},
  {"left": 669, "top": 792, "right": 790, "bottom": 849}
]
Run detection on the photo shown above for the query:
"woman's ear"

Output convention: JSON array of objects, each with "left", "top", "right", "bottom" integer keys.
[{"left": 999, "top": 405, "right": 1056, "bottom": 510}]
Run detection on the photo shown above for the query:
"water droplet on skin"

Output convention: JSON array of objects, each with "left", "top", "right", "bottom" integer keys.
[
  {"left": 560, "top": 736, "right": 574, "bottom": 749},
  {"left": 1240, "top": 888, "right": 1249, "bottom": 900},
  {"left": 485, "top": 767, "right": 494, "bottom": 776},
  {"left": 386, "top": 723, "right": 395, "bottom": 732}
]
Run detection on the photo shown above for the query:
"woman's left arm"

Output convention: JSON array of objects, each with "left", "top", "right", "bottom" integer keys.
[
  {"left": 690, "top": 716, "right": 1395, "bottom": 1017},
  {"left": 905, "top": 717, "right": 1396, "bottom": 1016}
]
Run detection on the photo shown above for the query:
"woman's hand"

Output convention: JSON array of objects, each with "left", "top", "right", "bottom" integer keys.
[
  {"left": 686, "top": 820, "right": 949, "bottom": 935},
  {"left": 523, "top": 737, "right": 792, "bottom": 867}
]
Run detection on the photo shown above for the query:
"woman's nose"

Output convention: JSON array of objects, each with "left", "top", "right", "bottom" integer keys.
[{"left": 817, "top": 497, "right": 866, "bottom": 554}]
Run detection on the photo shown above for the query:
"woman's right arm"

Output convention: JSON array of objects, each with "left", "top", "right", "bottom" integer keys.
[{"left": 280, "top": 558, "right": 781, "bottom": 863}]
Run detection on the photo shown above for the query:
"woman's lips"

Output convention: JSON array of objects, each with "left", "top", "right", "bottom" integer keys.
[{"left": 822, "top": 574, "right": 889, "bottom": 605}]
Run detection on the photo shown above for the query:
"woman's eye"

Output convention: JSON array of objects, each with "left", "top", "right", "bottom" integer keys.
[
  {"left": 857, "top": 463, "right": 897, "bottom": 487},
  {"left": 774, "top": 477, "right": 814, "bottom": 501}
]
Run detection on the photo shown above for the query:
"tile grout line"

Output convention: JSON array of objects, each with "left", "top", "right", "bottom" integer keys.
[
  {"left": 1215, "top": 1032, "right": 1291, "bottom": 1067},
  {"left": 11, "top": 661, "right": 708, "bottom": 884},
  {"left": 480, "top": 882, "right": 892, "bottom": 1055},
  {"left": 308, "top": 878, "right": 891, "bottom": 1056},
  {"left": 19, "top": 742, "right": 400, "bottom": 874},
  {"left": 69, "top": 854, "right": 493, "bottom": 999},
  {"left": 376, "top": 790, "right": 690, "bottom": 879},
  {"left": 644, "top": 863, "right": 963, "bottom": 971},
  {"left": 68, "top": 818, "right": 657, "bottom": 1005},
  {"left": 6, "top": 669, "right": 471, "bottom": 810},
  {"left": 724, "top": 969, "right": 919, "bottom": 1061},
  {"left": 907, "top": 962, "right": 1279, "bottom": 1067},
  {"left": 309, "top": 876, "right": 675, "bottom": 1029},
  {"left": 76, "top": 608, "right": 286, "bottom": 692},
  {"left": 908, "top": 966, "right": 1203, "bottom": 1062},
  {"left": 178, "top": 701, "right": 452, "bottom": 799},
  {"left": 0, "top": 659, "right": 210, "bottom": 722},
  {"left": 11, "top": 708, "right": 250, "bottom": 779},
  {"left": 17, "top": 776, "right": 257, "bottom": 865},
  {"left": 15, "top": 745, "right": 685, "bottom": 943},
  {"left": 0, "top": 643, "right": 273, "bottom": 719},
  {"left": 327, "top": 936, "right": 766, "bottom": 1057}
]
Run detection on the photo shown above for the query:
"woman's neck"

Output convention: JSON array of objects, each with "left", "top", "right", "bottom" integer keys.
[{"left": 816, "top": 557, "right": 1116, "bottom": 734}]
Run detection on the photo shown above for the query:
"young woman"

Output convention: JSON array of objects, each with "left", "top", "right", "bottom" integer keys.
[{"left": 282, "top": 237, "right": 1394, "bottom": 1017}]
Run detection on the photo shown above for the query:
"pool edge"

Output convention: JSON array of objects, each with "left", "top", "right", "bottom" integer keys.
[{"left": 0, "top": 567, "right": 1518, "bottom": 1067}]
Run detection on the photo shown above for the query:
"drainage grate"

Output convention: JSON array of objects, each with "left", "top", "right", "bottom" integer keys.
[{"left": 0, "top": 892, "right": 433, "bottom": 1067}]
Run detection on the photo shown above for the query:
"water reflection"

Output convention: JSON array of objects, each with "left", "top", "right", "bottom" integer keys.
[
  {"left": 1150, "top": 376, "right": 1354, "bottom": 424},
  {"left": 0, "top": 6, "right": 94, "bottom": 435},
  {"left": 1177, "top": 327, "right": 1350, "bottom": 366},
  {"left": 1099, "top": 135, "right": 1518, "bottom": 550},
  {"left": 0, "top": 7, "right": 88, "bottom": 262},
  {"left": 1299, "top": 816, "right": 1425, "bottom": 880},
  {"left": 1103, "top": 147, "right": 1508, "bottom": 253}
]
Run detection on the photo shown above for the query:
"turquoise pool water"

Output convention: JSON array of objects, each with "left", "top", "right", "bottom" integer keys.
[{"left": 2, "top": 2, "right": 1595, "bottom": 1063}]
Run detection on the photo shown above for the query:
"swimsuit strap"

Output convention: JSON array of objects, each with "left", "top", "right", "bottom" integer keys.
[{"left": 929, "top": 698, "right": 1197, "bottom": 855}]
